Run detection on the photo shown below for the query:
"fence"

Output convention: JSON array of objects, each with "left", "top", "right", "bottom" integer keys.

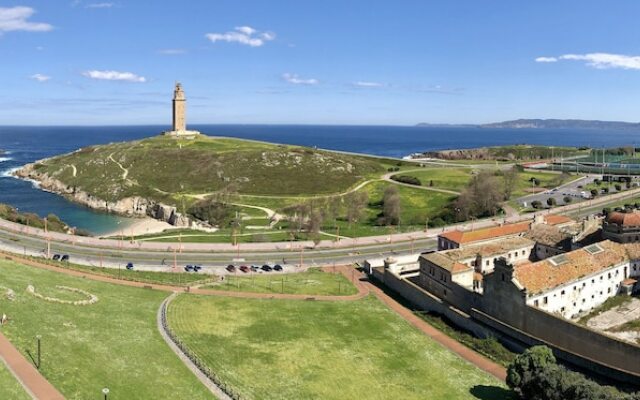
[{"left": 159, "top": 295, "right": 246, "bottom": 400}]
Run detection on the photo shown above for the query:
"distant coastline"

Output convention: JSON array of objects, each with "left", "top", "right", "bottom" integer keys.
[{"left": 416, "top": 118, "right": 640, "bottom": 130}]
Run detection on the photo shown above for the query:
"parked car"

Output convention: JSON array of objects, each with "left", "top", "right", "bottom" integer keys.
[
  {"left": 226, "top": 264, "right": 236, "bottom": 272},
  {"left": 60, "top": 254, "right": 69, "bottom": 262},
  {"left": 193, "top": 265, "right": 202, "bottom": 272},
  {"left": 273, "top": 264, "right": 283, "bottom": 271},
  {"left": 184, "top": 265, "right": 193, "bottom": 272},
  {"left": 250, "top": 265, "right": 259, "bottom": 272},
  {"left": 261, "top": 265, "right": 272, "bottom": 272},
  {"left": 52, "top": 254, "right": 61, "bottom": 261},
  {"left": 126, "top": 262, "right": 134, "bottom": 270},
  {"left": 239, "top": 265, "right": 249, "bottom": 273}
]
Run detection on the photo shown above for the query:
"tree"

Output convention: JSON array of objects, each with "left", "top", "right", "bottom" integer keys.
[
  {"left": 590, "top": 189, "right": 598, "bottom": 197},
  {"left": 382, "top": 186, "right": 401, "bottom": 225},
  {"left": 563, "top": 196, "right": 572, "bottom": 204},
  {"left": 531, "top": 200, "right": 542, "bottom": 209},
  {"left": 345, "top": 191, "right": 368, "bottom": 227},
  {"left": 546, "top": 197, "right": 556, "bottom": 207},
  {"left": 507, "top": 346, "right": 557, "bottom": 398},
  {"left": 453, "top": 170, "right": 504, "bottom": 220},
  {"left": 502, "top": 166, "right": 520, "bottom": 200},
  {"left": 615, "top": 184, "right": 622, "bottom": 191}
]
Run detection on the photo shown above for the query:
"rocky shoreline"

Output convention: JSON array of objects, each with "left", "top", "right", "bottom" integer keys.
[{"left": 14, "top": 163, "right": 192, "bottom": 228}]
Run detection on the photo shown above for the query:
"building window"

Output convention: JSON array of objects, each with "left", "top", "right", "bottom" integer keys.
[
  {"left": 607, "top": 288, "right": 611, "bottom": 294},
  {"left": 543, "top": 296, "right": 548, "bottom": 304},
  {"left": 561, "top": 290, "right": 565, "bottom": 296},
  {"left": 534, "top": 300, "right": 539, "bottom": 307},
  {"left": 486, "top": 260, "right": 489, "bottom": 266}
]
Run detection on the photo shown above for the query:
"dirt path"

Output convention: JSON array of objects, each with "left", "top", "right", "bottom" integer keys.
[
  {"left": 0, "top": 331, "right": 65, "bottom": 400},
  {"left": 382, "top": 169, "right": 461, "bottom": 195},
  {"left": 108, "top": 153, "right": 129, "bottom": 180}
]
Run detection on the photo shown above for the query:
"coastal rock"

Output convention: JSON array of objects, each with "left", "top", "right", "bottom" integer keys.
[{"left": 14, "top": 163, "right": 191, "bottom": 228}]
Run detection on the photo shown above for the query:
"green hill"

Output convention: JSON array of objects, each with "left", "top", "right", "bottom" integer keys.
[{"left": 24, "top": 134, "right": 387, "bottom": 204}]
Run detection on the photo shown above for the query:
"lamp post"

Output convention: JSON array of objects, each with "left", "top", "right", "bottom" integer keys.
[{"left": 102, "top": 387, "right": 110, "bottom": 400}]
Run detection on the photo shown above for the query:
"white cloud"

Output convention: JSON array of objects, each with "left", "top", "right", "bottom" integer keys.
[
  {"left": 536, "top": 53, "right": 640, "bottom": 70},
  {"left": 82, "top": 70, "right": 146, "bottom": 83},
  {"left": 353, "top": 81, "right": 385, "bottom": 88},
  {"left": 0, "top": 6, "right": 53, "bottom": 33},
  {"left": 282, "top": 73, "right": 318, "bottom": 85},
  {"left": 157, "top": 48, "right": 187, "bottom": 55},
  {"left": 30, "top": 74, "right": 51, "bottom": 82},
  {"left": 85, "top": 2, "right": 115, "bottom": 8},
  {"left": 535, "top": 56, "right": 558, "bottom": 63},
  {"left": 205, "top": 26, "right": 275, "bottom": 47}
]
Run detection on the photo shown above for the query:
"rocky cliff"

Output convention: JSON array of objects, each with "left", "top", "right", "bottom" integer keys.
[{"left": 14, "top": 163, "right": 191, "bottom": 227}]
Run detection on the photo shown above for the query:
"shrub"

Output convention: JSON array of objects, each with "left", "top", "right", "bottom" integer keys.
[
  {"left": 390, "top": 175, "right": 422, "bottom": 186},
  {"left": 546, "top": 197, "right": 556, "bottom": 207},
  {"left": 590, "top": 189, "right": 598, "bottom": 197},
  {"left": 531, "top": 200, "right": 542, "bottom": 209},
  {"left": 563, "top": 196, "right": 572, "bottom": 204},
  {"left": 615, "top": 184, "right": 622, "bottom": 191}
]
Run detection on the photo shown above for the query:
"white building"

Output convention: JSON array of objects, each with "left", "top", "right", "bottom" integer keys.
[{"left": 513, "top": 240, "right": 640, "bottom": 319}]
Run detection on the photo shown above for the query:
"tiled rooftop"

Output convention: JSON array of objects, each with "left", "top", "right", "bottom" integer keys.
[
  {"left": 514, "top": 240, "right": 628, "bottom": 295},
  {"left": 439, "top": 221, "right": 531, "bottom": 244},
  {"left": 443, "top": 237, "right": 534, "bottom": 261}
]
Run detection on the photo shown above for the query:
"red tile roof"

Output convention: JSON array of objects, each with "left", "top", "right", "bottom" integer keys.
[
  {"left": 439, "top": 222, "right": 530, "bottom": 245},
  {"left": 607, "top": 211, "right": 640, "bottom": 227},
  {"left": 543, "top": 214, "right": 574, "bottom": 226},
  {"left": 514, "top": 240, "right": 627, "bottom": 295}
]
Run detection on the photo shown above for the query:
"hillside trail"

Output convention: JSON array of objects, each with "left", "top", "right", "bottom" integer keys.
[{"left": 108, "top": 153, "right": 129, "bottom": 180}]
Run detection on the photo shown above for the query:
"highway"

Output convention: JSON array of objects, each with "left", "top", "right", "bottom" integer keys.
[{"left": 2, "top": 182, "right": 640, "bottom": 275}]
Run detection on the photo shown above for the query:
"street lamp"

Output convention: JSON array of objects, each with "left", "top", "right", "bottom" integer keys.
[{"left": 102, "top": 387, "right": 109, "bottom": 400}]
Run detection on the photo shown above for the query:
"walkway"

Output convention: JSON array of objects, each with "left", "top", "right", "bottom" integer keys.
[{"left": 0, "top": 331, "right": 65, "bottom": 400}]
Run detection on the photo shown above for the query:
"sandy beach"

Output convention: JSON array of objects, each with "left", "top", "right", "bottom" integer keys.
[{"left": 100, "top": 217, "right": 176, "bottom": 238}]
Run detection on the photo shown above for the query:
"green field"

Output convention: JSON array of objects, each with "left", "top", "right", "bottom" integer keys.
[
  {"left": 393, "top": 168, "right": 472, "bottom": 192},
  {"left": 0, "top": 259, "right": 211, "bottom": 399},
  {"left": 0, "top": 362, "right": 30, "bottom": 400},
  {"left": 512, "top": 171, "right": 574, "bottom": 198},
  {"left": 30, "top": 135, "right": 387, "bottom": 203},
  {"left": 204, "top": 268, "right": 358, "bottom": 296},
  {"left": 167, "top": 294, "right": 511, "bottom": 400}
]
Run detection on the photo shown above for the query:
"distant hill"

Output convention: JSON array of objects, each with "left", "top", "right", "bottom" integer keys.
[{"left": 416, "top": 119, "right": 640, "bottom": 130}]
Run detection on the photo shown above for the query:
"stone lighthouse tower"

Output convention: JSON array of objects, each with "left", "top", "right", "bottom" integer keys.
[
  {"left": 172, "top": 82, "right": 186, "bottom": 131},
  {"left": 164, "top": 82, "right": 200, "bottom": 137}
]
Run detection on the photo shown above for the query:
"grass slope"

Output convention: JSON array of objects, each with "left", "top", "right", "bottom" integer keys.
[
  {"left": 204, "top": 268, "right": 358, "bottom": 296},
  {"left": 0, "top": 362, "right": 30, "bottom": 400},
  {"left": 0, "top": 259, "right": 211, "bottom": 399},
  {"left": 167, "top": 294, "right": 511, "bottom": 400},
  {"left": 33, "top": 135, "right": 386, "bottom": 202}
]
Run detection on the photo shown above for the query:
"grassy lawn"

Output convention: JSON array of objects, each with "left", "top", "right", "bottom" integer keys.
[
  {"left": 393, "top": 168, "right": 473, "bottom": 192},
  {"left": 0, "top": 362, "right": 30, "bottom": 400},
  {"left": 204, "top": 268, "right": 358, "bottom": 296},
  {"left": 0, "top": 259, "right": 211, "bottom": 399},
  {"left": 512, "top": 171, "right": 574, "bottom": 198},
  {"left": 167, "top": 294, "right": 512, "bottom": 400}
]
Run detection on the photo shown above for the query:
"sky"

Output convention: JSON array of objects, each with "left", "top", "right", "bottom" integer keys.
[{"left": 2, "top": 1, "right": 640, "bottom": 125}]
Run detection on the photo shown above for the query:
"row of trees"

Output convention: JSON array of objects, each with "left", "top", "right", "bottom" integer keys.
[{"left": 507, "top": 346, "right": 639, "bottom": 400}]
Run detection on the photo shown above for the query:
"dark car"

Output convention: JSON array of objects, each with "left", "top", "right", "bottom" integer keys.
[
  {"left": 184, "top": 265, "right": 193, "bottom": 272},
  {"left": 60, "top": 254, "right": 70, "bottom": 262},
  {"left": 193, "top": 265, "right": 202, "bottom": 272},
  {"left": 239, "top": 265, "right": 249, "bottom": 273},
  {"left": 52, "top": 254, "right": 61, "bottom": 261},
  {"left": 261, "top": 265, "right": 272, "bottom": 272},
  {"left": 273, "top": 264, "right": 283, "bottom": 271},
  {"left": 250, "top": 265, "right": 259, "bottom": 272},
  {"left": 226, "top": 264, "right": 236, "bottom": 272},
  {"left": 126, "top": 262, "right": 134, "bottom": 270}
]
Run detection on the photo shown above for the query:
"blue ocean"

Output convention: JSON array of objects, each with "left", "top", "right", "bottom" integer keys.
[{"left": 0, "top": 124, "right": 637, "bottom": 234}]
